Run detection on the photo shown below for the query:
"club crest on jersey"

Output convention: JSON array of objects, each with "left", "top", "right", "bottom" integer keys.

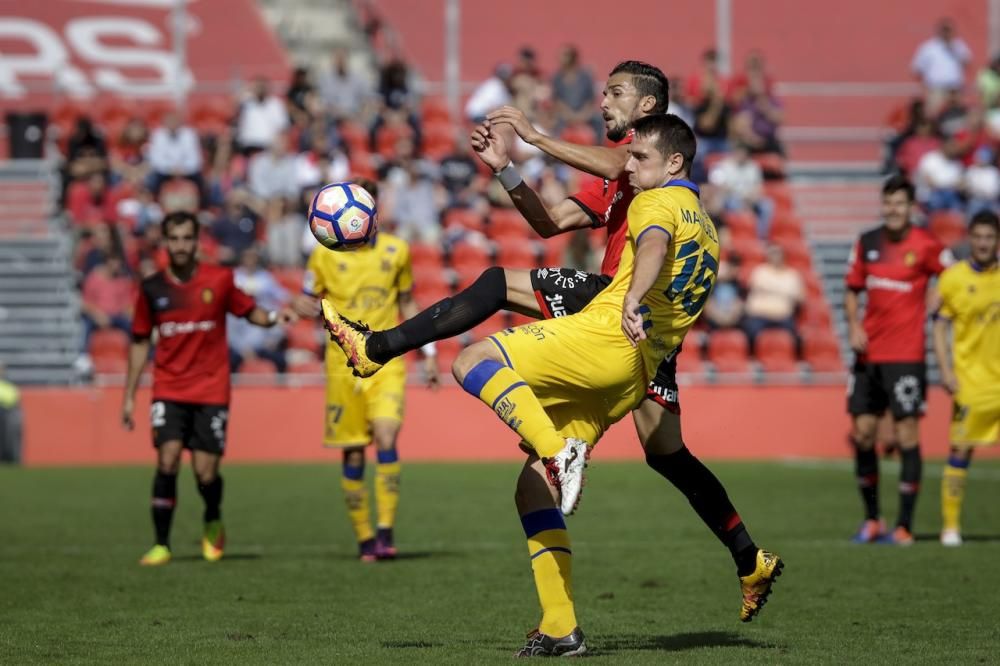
[
  {"left": 201, "top": 288, "right": 214, "bottom": 304},
  {"left": 381, "top": 259, "right": 392, "bottom": 272},
  {"left": 155, "top": 296, "right": 169, "bottom": 309},
  {"left": 866, "top": 250, "right": 880, "bottom": 261},
  {"left": 904, "top": 251, "right": 917, "bottom": 267}
]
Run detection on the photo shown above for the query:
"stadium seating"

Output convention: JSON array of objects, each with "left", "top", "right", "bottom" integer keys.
[
  {"left": 494, "top": 238, "right": 540, "bottom": 268},
  {"left": 802, "top": 328, "right": 844, "bottom": 372},
  {"left": 928, "top": 210, "right": 966, "bottom": 248},
  {"left": 707, "top": 329, "right": 752, "bottom": 374},
  {"left": 89, "top": 329, "right": 129, "bottom": 359},
  {"left": 289, "top": 358, "right": 326, "bottom": 375},
  {"left": 443, "top": 209, "right": 487, "bottom": 235},
  {"left": 722, "top": 210, "right": 757, "bottom": 240},
  {"left": 238, "top": 358, "right": 279, "bottom": 375},
  {"left": 470, "top": 314, "right": 510, "bottom": 342},
  {"left": 754, "top": 329, "right": 799, "bottom": 373},
  {"left": 410, "top": 242, "right": 446, "bottom": 272},
  {"left": 675, "top": 349, "right": 707, "bottom": 376},
  {"left": 287, "top": 320, "right": 321, "bottom": 353},
  {"left": 273, "top": 267, "right": 304, "bottom": 294},
  {"left": 489, "top": 208, "right": 532, "bottom": 240},
  {"left": 560, "top": 123, "right": 597, "bottom": 146},
  {"left": 448, "top": 242, "right": 491, "bottom": 272}
]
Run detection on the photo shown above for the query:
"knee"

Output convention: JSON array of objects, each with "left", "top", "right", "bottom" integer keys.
[
  {"left": 851, "top": 427, "right": 878, "bottom": 449},
  {"left": 158, "top": 460, "right": 180, "bottom": 476},
  {"left": 452, "top": 340, "right": 498, "bottom": 385},
  {"left": 342, "top": 447, "right": 365, "bottom": 469},
  {"left": 195, "top": 468, "right": 216, "bottom": 486},
  {"left": 371, "top": 426, "right": 398, "bottom": 452}
]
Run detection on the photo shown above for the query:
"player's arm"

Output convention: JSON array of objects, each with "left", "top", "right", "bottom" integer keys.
[
  {"left": 931, "top": 281, "right": 959, "bottom": 395},
  {"left": 228, "top": 272, "right": 296, "bottom": 327},
  {"left": 622, "top": 227, "right": 671, "bottom": 346},
  {"left": 123, "top": 286, "right": 153, "bottom": 431},
  {"left": 844, "top": 239, "right": 867, "bottom": 353},
  {"left": 486, "top": 106, "right": 629, "bottom": 180},
  {"left": 471, "top": 123, "right": 594, "bottom": 238}
]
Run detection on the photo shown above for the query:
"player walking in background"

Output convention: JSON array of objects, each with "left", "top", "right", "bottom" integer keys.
[
  {"left": 324, "top": 63, "right": 773, "bottom": 623},
  {"left": 844, "top": 175, "right": 951, "bottom": 545},
  {"left": 932, "top": 211, "right": 1000, "bottom": 547},
  {"left": 122, "top": 211, "right": 293, "bottom": 566},
  {"left": 296, "top": 180, "right": 439, "bottom": 562}
]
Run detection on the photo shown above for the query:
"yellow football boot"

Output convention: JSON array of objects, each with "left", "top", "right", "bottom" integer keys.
[
  {"left": 139, "top": 544, "right": 171, "bottom": 566},
  {"left": 202, "top": 520, "right": 225, "bottom": 562},
  {"left": 738, "top": 549, "right": 783, "bottom": 622},
  {"left": 320, "top": 299, "right": 383, "bottom": 378}
]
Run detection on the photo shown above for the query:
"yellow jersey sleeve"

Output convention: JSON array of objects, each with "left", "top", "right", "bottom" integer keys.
[
  {"left": 396, "top": 240, "right": 414, "bottom": 293},
  {"left": 627, "top": 190, "right": 678, "bottom": 245},
  {"left": 936, "top": 266, "right": 959, "bottom": 320},
  {"left": 304, "top": 246, "right": 329, "bottom": 297}
]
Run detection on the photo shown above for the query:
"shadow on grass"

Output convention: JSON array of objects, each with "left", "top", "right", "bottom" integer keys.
[
  {"left": 329, "top": 550, "right": 458, "bottom": 562},
  {"left": 590, "top": 631, "right": 779, "bottom": 654},
  {"left": 170, "top": 553, "right": 262, "bottom": 562},
  {"left": 914, "top": 533, "right": 1000, "bottom": 543}
]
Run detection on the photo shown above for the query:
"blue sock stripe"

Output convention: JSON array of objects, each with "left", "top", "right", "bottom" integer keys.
[
  {"left": 460, "top": 359, "right": 504, "bottom": 397},
  {"left": 487, "top": 336, "right": 514, "bottom": 369},
  {"left": 530, "top": 546, "right": 572, "bottom": 560},
  {"left": 947, "top": 455, "right": 970, "bottom": 469},
  {"left": 520, "top": 508, "right": 566, "bottom": 538},
  {"left": 490, "top": 381, "right": 527, "bottom": 410},
  {"left": 342, "top": 464, "right": 365, "bottom": 481},
  {"left": 376, "top": 448, "right": 399, "bottom": 464}
]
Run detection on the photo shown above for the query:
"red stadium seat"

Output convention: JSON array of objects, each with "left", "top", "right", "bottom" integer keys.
[
  {"left": 494, "top": 238, "right": 540, "bottom": 268},
  {"left": 90, "top": 329, "right": 129, "bottom": 358},
  {"left": 707, "top": 329, "right": 752, "bottom": 374},
  {"left": 237, "top": 358, "right": 278, "bottom": 375},
  {"left": 561, "top": 123, "right": 597, "bottom": 145},
  {"left": 489, "top": 208, "right": 532, "bottom": 240},
  {"left": 802, "top": 328, "right": 844, "bottom": 372},
  {"left": 798, "top": 300, "right": 832, "bottom": 329},
  {"left": 803, "top": 271, "right": 825, "bottom": 299},
  {"left": 412, "top": 282, "right": 452, "bottom": 306},
  {"left": 539, "top": 233, "right": 572, "bottom": 267},
  {"left": 755, "top": 329, "right": 799, "bottom": 373},
  {"left": 509, "top": 312, "right": 535, "bottom": 328},
  {"left": 410, "top": 242, "right": 446, "bottom": 271},
  {"left": 768, "top": 215, "right": 804, "bottom": 242},
  {"left": 289, "top": 359, "right": 326, "bottom": 375},
  {"left": 92, "top": 356, "right": 127, "bottom": 375},
  {"left": 753, "top": 152, "right": 786, "bottom": 179},
  {"left": 287, "top": 320, "right": 321, "bottom": 353},
  {"left": 774, "top": 238, "right": 812, "bottom": 270},
  {"left": 763, "top": 181, "right": 794, "bottom": 213},
  {"left": 928, "top": 211, "right": 965, "bottom": 248},
  {"left": 449, "top": 241, "right": 492, "bottom": 271},
  {"left": 675, "top": 349, "right": 707, "bottom": 376},
  {"left": 273, "top": 267, "right": 304, "bottom": 294},
  {"left": 421, "top": 98, "right": 451, "bottom": 124},
  {"left": 722, "top": 210, "right": 757, "bottom": 240},
  {"left": 339, "top": 121, "right": 369, "bottom": 154},
  {"left": 443, "top": 209, "right": 487, "bottom": 234},
  {"left": 730, "top": 237, "right": 766, "bottom": 266},
  {"left": 471, "top": 314, "right": 510, "bottom": 342}
]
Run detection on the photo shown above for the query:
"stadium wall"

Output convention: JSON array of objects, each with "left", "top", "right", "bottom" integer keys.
[{"left": 21, "top": 386, "right": 992, "bottom": 466}]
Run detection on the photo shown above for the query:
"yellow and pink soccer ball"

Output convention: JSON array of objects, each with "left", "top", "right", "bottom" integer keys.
[{"left": 308, "top": 182, "right": 378, "bottom": 251}]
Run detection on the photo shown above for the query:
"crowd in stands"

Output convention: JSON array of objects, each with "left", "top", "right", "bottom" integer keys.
[{"left": 64, "top": 19, "right": 845, "bottom": 380}]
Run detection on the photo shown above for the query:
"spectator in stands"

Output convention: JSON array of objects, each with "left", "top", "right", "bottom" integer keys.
[
  {"left": 742, "top": 243, "right": 804, "bottom": 352},
  {"left": 731, "top": 67, "right": 784, "bottom": 155},
  {"left": 438, "top": 133, "right": 486, "bottom": 210},
  {"left": 318, "top": 46, "right": 374, "bottom": 121},
  {"left": 147, "top": 110, "right": 204, "bottom": 204},
  {"left": 67, "top": 172, "right": 114, "bottom": 229},
  {"left": 977, "top": 54, "right": 1000, "bottom": 108},
  {"left": 117, "top": 184, "right": 163, "bottom": 237},
  {"left": 514, "top": 45, "right": 542, "bottom": 80},
  {"left": 228, "top": 247, "right": 288, "bottom": 373},
  {"left": 248, "top": 134, "right": 298, "bottom": 222},
  {"left": 110, "top": 117, "right": 149, "bottom": 184},
  {"left": 708, "top": 142, "right": 774, "bottom": 237},
  {"left": 895, "top": 115, "right": 942, "bottom": 176},
  {"left": 65, "top": 116, "right": 108, "bottom": 182},
  {"left": 80, "top": 221, "right": 122, "bottom": 276},
  {"left": 667, "top": 75, "right": 695, "bottom": 128},
  {"left": 381, "top": 139, "right": 443, "bottom": 244},
  {"left": 551, "top": 45, "right": 601, "bottom": 144},
  {"left": 80, "top": 253, "right": 133, "bottom": 356},
  {"left": 691, "top": 51, "right": 732, "bottom": 160},
  {"left": 936, "top": 88, "right": 970, "bottom": 140},
  {"left": 465, "top": 64, "right": 513, "bottom": 123},
  {"left": 236, "top": 76, "right": 290, "bottom": 156},
  {"left": 295, "top": 134, "right": 350, "bottom": 190},
  {"left": 287, "top": 66, "right": 319, "bottom": 126},
  {"left": 211, "top": 188, "right": 262, "bottom": 265},
  {"left": 685, "top": 49, "right": 728, "bottom": 106},
  {"left": 728, "top": 50, "right": 774, "bottom": 106},
  {"left": 703, "top": 259, "right": 744, "bottom": 331},
  {"left": 914, "top": 146, "right": 964, "bottom": 211},
  {"left": 964, "top": 146, "right": 1000, "bottom": 214},
  {"left": 911, "top": 19, "right": 971, "bottom": 103},
  {"left": 0, "top": 361, "right": 22, "bottom": 465}
]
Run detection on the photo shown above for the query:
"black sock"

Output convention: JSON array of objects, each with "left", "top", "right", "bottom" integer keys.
[
  {"left": 646, "top": 447, "right": 757, "bottom": 576},
  {"left": 366, "top": 266, "right": 507, "bottom": 363},
  {"left": 897, "top": 447, "right": 922, "bottom": 530},
  {"left": 152, "top": 471, "right": 177, "bottom": 547},
  {"left": 198, "top": 476, "right": 223, "bottom": 523},
  {"left": 853, "top": 439, "right": 880, "bottom": 521}
]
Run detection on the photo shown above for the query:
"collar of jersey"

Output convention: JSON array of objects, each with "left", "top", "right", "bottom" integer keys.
[
  {"left": 659, "top": 178, "right": 700, "bottom": 196},
  {"left": 968, "top": 258, "right": 999, "bottom": 273}
]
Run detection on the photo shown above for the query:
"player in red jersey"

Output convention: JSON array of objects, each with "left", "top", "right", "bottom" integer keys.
[
  {"left": 844, "top": 175, "right": 952, "bottom": 545},
  {"left": 322, "top": 62, "right": 777, "bottom": 648},
  {"left": 122, "top": 211, "right": 293, "bottom": 566}
]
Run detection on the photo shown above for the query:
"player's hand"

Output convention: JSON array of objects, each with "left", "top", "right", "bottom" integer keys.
[
  {"left": 469, "top": 123, "right": 510, "bottom": 172},
  {"left": 423, "top": 356, "right": 441, "bottom": 391},
  {"left": 121, "top": 395, "right": 135, "bottom": 431},
  {"left": 290, "top": 294, "right": 321, "bottom": 319},
  {"left": 848, "top": 324, "right": 868, "bottom": 354},
  {"left": 621, "top": 293, "right": 647, "bottom": 347},
  {"left": 941, "top": 369, "right": 959, "bottom": 395},
  {"left": 487, "top": 106, "right": 542, "bottom": 144}
]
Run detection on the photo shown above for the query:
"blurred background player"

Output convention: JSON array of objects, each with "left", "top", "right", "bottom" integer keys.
[
  {"left": 325, "top": 62, "right": 770, "bottom": 617},
  {"left": 294, "top": 179, "right": 439, "bottom": 562},
  {"left": 932, "top": 210, "right": 1000, "bottom": 546},
  {"left": 122, "top": 211, "right": 293, "bottom": 566},
  {"left": 844, "top": 175, "right": 951, "bottom": 545}
]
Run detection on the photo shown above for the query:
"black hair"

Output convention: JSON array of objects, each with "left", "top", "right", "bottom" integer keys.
[
  {"left": 969, "top": 209, "right": 1000, "bottom": 232},
  {"left": 882, "top": 174, "right": 915, "bottom": 202},
  {"left": 609, "top": 60, "right": 670, "bottom": 114},
  {"left": 161, "top": 210, "right": 200, "bottom": 237},
  {"left": 354, "top": 177, "right": 379, "bottom": 200},
  {"left": 631, "top": 114, "right": 697, "bottom": 174}
]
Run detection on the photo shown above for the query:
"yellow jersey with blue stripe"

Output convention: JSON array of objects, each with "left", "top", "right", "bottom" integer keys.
[
  {"left": 583, "top": 180, "right": 720, "bottom": 378},
  {"left": 937, "top": 260, "right": 1000, "bottom": 392}
]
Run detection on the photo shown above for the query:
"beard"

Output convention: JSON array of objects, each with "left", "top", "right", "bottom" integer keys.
[{"left": 606, "top": 120, "right": 628, "bottom": 142}]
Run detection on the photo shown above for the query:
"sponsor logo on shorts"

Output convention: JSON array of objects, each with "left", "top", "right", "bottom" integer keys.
[
  {"left": 893, "top": 374, "right": 923, "bottom": 414},
  {"left": 545, "top": 292, "right": 567, "bottom": 318}
]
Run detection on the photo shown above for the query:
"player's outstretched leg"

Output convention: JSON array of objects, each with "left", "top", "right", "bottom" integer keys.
[
  {"left": 941, "top": 448, "right": 971, "bottom": 546},
  {"left": 453, "top": 346, "right": 587, "bottom": 515},
  {"left": 341, "top": 447, "right": 376, "bottom": 561},
  {"left": 514, "top": 456, "right": 587, "bottom": 657}
]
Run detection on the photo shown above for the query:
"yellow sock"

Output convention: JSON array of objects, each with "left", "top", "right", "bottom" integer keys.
[
  {"left": 341, "top": 464, "right": 374, "bottom": 543},
  {"left": 375, "top": 448, "right": 401, "bottom": 529},
  {"left": 941, "top": 459, "right": 968, "bottom": 532},
  {"left": 521, "top": 508, "right": 577, "bottom": 637},
  {"left": 461, "top": 359, "right": 564, "bottom": 458}
]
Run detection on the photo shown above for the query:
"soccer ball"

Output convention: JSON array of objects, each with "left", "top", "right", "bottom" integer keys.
[{"left": 308, "top": 182, "right": 378, "bottom": 251}]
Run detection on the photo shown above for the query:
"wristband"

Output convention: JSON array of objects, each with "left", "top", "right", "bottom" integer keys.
[
  {"left": 495, "top": 162, "right": 523, "bottom": 191},
  {"left": 420, "top": 342, "right": 437, "bottom": 357},
  {"left": 267, "top": 310, "right": 278, "bottom": 325}
]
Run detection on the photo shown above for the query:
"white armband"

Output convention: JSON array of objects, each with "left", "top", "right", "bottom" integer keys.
[
  {"left": 495, "top": 162, "right": 523, "bottom": 191},
  {"left": 420, "top": 342, "right": 437, "bottom": 357}
]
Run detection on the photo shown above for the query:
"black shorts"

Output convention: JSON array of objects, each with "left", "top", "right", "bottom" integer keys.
[
  {"left": 847, "top": 361, "right": 927, "bottom": 420},
  {"left": 151, "top": 400, "right": 230, "bottom": 456},
  {"left": 530, "top": 267, "right": 680, "bottom": 413}
]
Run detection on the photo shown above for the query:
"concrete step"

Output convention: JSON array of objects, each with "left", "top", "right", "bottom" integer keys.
[
  {"left": 4, "top": 367, "right": 77, "bottom": 385},
  {"left": 0, "top": 320, "right": 78, "bottom": 336},
  {"left": 0, "top": 277, "right": 75, "bottom": 291},
  {"left": 0, "top": 291, "right": 75, "bottom": 306},
  {"left": 0, "top": 336, "right": 78, "bottom": 352}
]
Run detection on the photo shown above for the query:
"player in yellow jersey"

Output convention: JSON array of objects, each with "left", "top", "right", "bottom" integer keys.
[
  {"left": 297, "top": 179, "right": 439, "bottom": 561},
  {"left": 932, "top": 210, "right": 1000, "bottom": 547}
]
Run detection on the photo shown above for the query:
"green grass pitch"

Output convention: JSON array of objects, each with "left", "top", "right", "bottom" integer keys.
[{"left": 2, "top": 460, "right": 999, "bottom": 664}]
